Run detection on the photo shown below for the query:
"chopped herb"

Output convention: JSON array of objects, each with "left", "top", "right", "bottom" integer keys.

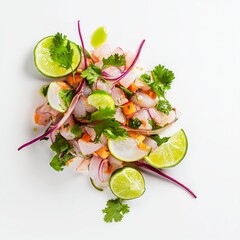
[
  {"left": 63, "top": 123, "right": 70, "bottom": 128},
  {"left": 81, "top": 63, "right": 102, "bottom": 86},
  {"left": 93, "top": 119, "right": 127, "bottom": 143},
  {"left": 150, "top": 135, "right": 170, "bottom": 146},
  {"left": 155, "top": 98, "right": 172, "bottom": 115},
  {"left": 40, "top": 85, "right": 49, "bottom": 97},
  {"left": 49, "top": 32, "right": 74, "bottom": 70},
  {"left": 128, "top": 118, "right": 142, "bottom": 129},
  {"left": 50, "top": 133, "right": 73, "bottom": 171},
  {"left": 40, "top": 137, "right": 49, "bottom": 141},
  {"left": 102, "top": 54, "right": 126, "bottom": 69},
  {"left": 119, "top": 86, "right": 134, "bottom": 98},
  {"left": 140, "top": 73, "right": 151, "bottom": 85},
  {"left": 59, "top": 89, "right": 74, "bottom": 108},
  {"left": 70, "top": 124, "right": 83, "bottom": 139},
  {"left": 149, "top": 119, "right": 162, "bottom": 130},
  {"left": 102, "top": 198, "right": 130, "bottom": 223},
  {"left": 90, "top": 107, "right": 116, "bottom": 122}
]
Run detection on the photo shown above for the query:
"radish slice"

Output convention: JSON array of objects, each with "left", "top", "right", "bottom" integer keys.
[
  {"left": 47, "top": 81, "right": 69, "bottom": 113},
  {"left": 98, "top": 159, "right": 110, "bottom": 182},
  {"left": 108, "top": 137, "right": 150, "bottom": 162}
]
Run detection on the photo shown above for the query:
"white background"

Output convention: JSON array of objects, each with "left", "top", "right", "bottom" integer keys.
[{"left": 1, "top": 0, "right": 240, "bottom": 239}]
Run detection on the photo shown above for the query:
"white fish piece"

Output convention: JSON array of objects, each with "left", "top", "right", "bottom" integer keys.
[
  {"left": 111, "top": 87, "right": 128, "bottom": 106},
  {"left": 131, "top": 92, "right": 158, "bottom": 108}
]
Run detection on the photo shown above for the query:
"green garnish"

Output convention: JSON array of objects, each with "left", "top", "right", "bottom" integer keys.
[
  {"left": 81, "top": 63, "right": 102, "bottom": 85},
  {"left": 59, "top": 89, "right": 74, "bottom": 108},
  {"left": 119, "top": 86, "right": 134, "bottom": 98},
  {"left": 50, "top": 133, "right": 73, "bottom": 171},
  {"left": 93, "top": 119, "right": 127, "bottom": 143},
  {"left": 150, "top": 135, "right": 170, "bottom": 146},
  {"left": 128, "top": 118, "right": 142, "bottom": 129},
  {"left": 40, "top": 85, "right": 49, "bottom": 97},
  {"left": 70, "top": 124, "right": 83, "bottom": 139},
  {"left": 90, "top": 107, "right": 116, "bottom": 122},
  {"left": 102, "top": 54, "right": 126, "bottom": 69},
  {"left": 102, "top": 198, "right": 130, "bottom": 223},
  {"left": 149, "top": 119, "right": 162, "bottom": 130},
  {"left": 49, "top": 32, "right": 74, "bottom": 70},
  {"left": 155, "top": 98, "right": 172, "bottom": 115}
]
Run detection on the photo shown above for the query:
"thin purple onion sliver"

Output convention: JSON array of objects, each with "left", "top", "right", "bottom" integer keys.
[
  {"left": 136, "top": 161, "right": 197, "bottom": 198},
  {"left": 104, "top": 39, "right": 146, "bottom": 83},
  {"left": 77, "top": 20, "right": 87, "bottom": 70}
]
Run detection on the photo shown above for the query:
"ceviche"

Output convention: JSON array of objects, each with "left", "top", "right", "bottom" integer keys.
[{"left": 18, "top": 21, "right": 196, "bottom": 223}]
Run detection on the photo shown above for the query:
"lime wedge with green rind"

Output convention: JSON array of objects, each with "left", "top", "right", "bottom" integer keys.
[
  {"left": 88, "top": 90, "right": 115, "bottom": 110},
  {"left": 34, "top": 36, "right": 81, "bottom": 78},
  {"left": 145, "top": 129, "right": 188, "bottom": 168},
  {"left": 109, "top": 167, "right": 145, "bottom": 200}
]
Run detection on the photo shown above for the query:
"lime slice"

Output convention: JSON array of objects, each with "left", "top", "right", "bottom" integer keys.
[
  {"left": 34, "top": 36, "right": 81, "bottom": 78},
  {"left": 91, "top": 26, "right": 108, "bottom": 48},
  {"left": 88, "top": 90, "right": 115, "bottom": 110},
  {"left": 108, "top": 137, "right": 150, "bottom": 162},
  {"left": 145, "top": 129, "right": 188, "bottom": 168},
  {"left": 109, "top": 167, "right": 145, "bottom": 200},
  {"left": 47, "top": 81, "right": 69, "bottom": 112}
]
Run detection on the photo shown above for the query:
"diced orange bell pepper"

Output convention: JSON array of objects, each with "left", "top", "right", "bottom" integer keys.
[
  {"left": 128, "top": 83, "right": 139, "bottom": 93},
  {"left": 123, "top": 102, "right": 136, "bottom": 116},
  {"left": 96, "top": 146, "right": 110, "bottom": 159},
  {"left": 81, "top": 133, "right": 91, "bottom": 142}
]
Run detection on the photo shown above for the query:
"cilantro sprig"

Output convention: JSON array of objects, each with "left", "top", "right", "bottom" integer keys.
[
  {"left": 49, "top": 33, "right": 74, "bottom": 70},
  {"left": 50, "top": 133, "right": 73, "bottom": 171},
  {"left": 140, "top": 64, "right": 175, "bottom": 115},
  {"left": 81, "top": 63, "right": 102, "bottom": 86},
  {"left": 90, "top": 107, "right": 116, "bottom": 122},
  {"left": 102, "top": 198, "right": 130, "bottom": 223},
  {"left": 93, "top": 119, "right": 127, "bottom": 143},
  {"left": 102, "top": 54, "right": 126, "bottom": 69}
]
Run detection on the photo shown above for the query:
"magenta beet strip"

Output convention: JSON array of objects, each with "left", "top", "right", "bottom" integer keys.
[
  {"left": 136, "top": 161, "right": 197, "bottom": 198},
  {"left": 104, "top": 39, "right": 145, "bottom": 83}
]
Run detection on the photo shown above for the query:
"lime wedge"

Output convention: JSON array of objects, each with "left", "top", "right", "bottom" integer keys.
[
  {"left": 34, "top": 36, "right": 81, "bottom": 78},
  {"left": 145, "top": 129, "right": 188, "bottom": 168},
  {"left": 108, "top": 137, "right": 150, "bottom": 162},
  {"left": 109, "top": 167, "right": 145, "bottom": 200},
  {"left": 91, "top": 26, "right": 108, "bottom": 48},
  {"left": 88, "top": 90, "right": 115, "bottom": 110}
]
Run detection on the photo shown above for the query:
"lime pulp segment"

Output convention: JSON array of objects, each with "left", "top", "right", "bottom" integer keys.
[
  {"left": 145, "top": 129, "right": 188, "bottom": 168},
  {"left": 109, "top": 167, "right": 145, "bottom": 200},
  {"left": 34, "top": 36, "right": 81, "bottom": 78}
]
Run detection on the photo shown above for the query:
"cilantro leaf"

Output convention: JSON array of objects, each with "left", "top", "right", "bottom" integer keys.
[
  {"left": 70, "top": 124, "right": 83, "bottom": 139},
  {"left": 93, "top": 119, "right": 127, "bottom": 142},
  {"left": 150, "top": 135, "right": 170, "bottom": 146},
  {"left": 150, "top": 64, "right": 175, "bottom": 96},
  {"left": 50, "top": 153, "right": 73, "bottom": 171},
  {"left": 155, "top": 98, "right": 172, "bottom": 115},
  {"left": 128, "top": 118, "right": 142, "bottom": 129},
  {"left": 102, "top": 54, "right": 126, "bottom": 69},
  {"left": 49, "top": 32, "right": 74, "bottom": 70},
  {"left": 50, "top": 133, "right": 73, "bottom": 171},
  {"left": 81, "top": 63, "right": 102, "bottom": 85},
  {"left": 90, "top": 107, "right": 116, "bottom": 122},
  {"left": 149, "top": 119, "right": 162, "bottom": 130},
  {"left": 41, "top": 85, "right": 49, "bottom": 97},
  {"left": 102, "top": 198, "right": 130, "bottom": 223},
  {"left": 140, "top": 73, "right": 151, "bottom": 85},
  {"left": 59, "top": 89, "right": 74, "bottom": 108}
]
